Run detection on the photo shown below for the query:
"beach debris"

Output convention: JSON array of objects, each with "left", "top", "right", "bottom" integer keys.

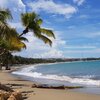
[
  {"left": 31, "top": 83, "right": 84, "bottom": 89},
  {"left": 22, "top": 90, "right": 34, "bottom": 94},
  {"left": 64, "top": 86, "right": 84, "bottom": 89},
  {"left": 31, "top": 84, "right": 37, "bottom": 88},
  {"left": 7, "top": 94, "right": 16, "bottom": 100},
  {"left": 36, "top": 84, "right": 65, "bottom": 89},
  {"left": 5, "top": 83, "right": 28, "bottom": 89},
  {"left": 0, "top": 90, "right": 10, "bottom": 100},
  {"left": 0, "top": 91, "right": 23, "bottom": 100},
  {"left": 0, "top": 83, "right": 13, "bottom": 92},
  {"left": 0, "top": 83, "right": 23, "bottom": 100},
  {"left": 9, "top": 91, "right": 23, "bottom": 100},
  {"left": 5, "top": 83, "right": 27, "bottom": 87},
  {"left": 21, "top": 90, "right": 35, "bottom": 99}
]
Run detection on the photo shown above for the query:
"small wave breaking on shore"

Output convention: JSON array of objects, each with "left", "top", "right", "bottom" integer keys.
[{"left": 12, "top": 65, "right": 100, "bottom": 87}]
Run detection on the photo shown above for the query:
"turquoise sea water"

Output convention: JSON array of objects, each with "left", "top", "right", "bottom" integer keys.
[{"left": 12, "top": 60, "right": 100, "bottom": 94}]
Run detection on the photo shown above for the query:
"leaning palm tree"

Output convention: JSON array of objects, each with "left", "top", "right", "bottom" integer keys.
[
  {"left": 0, "top": 9, "right": 27, "bottom": 69},
  {"left": 0, "top": 9, "right": 26, "bottom": 54},
  {"left": 0, "top": 36, "right": 27, "bottom": 70},
  {"left": 0, "top": 8, "right": 14, "bottom": 69},
  {"left": 20, "top": 12, "right": 55, "bottom": 46},
  {"left": 0, "top": 27, "right": 27, "bottom": 70}
]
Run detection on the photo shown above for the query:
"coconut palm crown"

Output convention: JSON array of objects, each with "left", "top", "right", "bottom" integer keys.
[
  {"left": 20, "top": 12, "right": 55, "bottom": 46},
  {"left": 0, "top": 9, "right": 27, "bottom": 55}
]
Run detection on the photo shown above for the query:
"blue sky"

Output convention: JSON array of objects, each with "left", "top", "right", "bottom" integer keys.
[{"left": 1, "top": 0, "right": 100, "bottom": 58}]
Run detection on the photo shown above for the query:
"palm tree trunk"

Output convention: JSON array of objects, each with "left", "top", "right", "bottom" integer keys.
[
  {"left": 0, "top": 48, "right": 4, "bottom": 70},
  {"left": 5, "top": 63, "right": 10, "bottom": 70},
  {"left": 5, "top": 57, "right": 10, "bottom": 70},
  {"left": 0, "top": 63, "right": 2, "bottom": 70},
  {"left": 19, "top": 27, "right": 28, "bottom": 37},
  {"left": 3, "top": 51, "right": 11, "bottom": 70}
]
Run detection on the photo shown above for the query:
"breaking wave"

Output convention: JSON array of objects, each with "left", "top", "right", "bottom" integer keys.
[{"left": 12, "top": 65, "right": 100, "bottom": 86}]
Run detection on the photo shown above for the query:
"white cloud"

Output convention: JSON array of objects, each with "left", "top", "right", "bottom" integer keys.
[
  {"left": 88, "top": 32, "right": 100, "bottom": 38},
  {"left": 0, "top": 0, "right": 66, "bottom": 58},
  {"left": 64, "top": 48, "right": 100, "bottom": 58},
  {"left": 28, "top": 0, "right": 77, "bottom": 18},
  {"left": 0, "top": 0, "right": 26, "bottom": 33},
  {"left": 78, "top": 15, "right": 89, "bottom": 19},
  {"left": 0, "top": 0, "right": 26, "bottom": 12},
  {"left": 0, "top": 0, "right": 7, "bottom": 7},
  {"left": 67, "top": 25, "right": 76, "bottom": 29},
  {"left": 65, "top": 48, "right": 100, "bottom": 54},
  {"left": 8, "top": 22, "right": 24, "bottom": 29},
  {"left": 63, "top": 45, "right": 99, "bottom": 58},
  {"left": 81, "top": 31, "right": 100, "bottom": 38},
  {"left": 14, "top": 31, "right": 66, "bottom": 58},
  {"left": 33, "top": 49, "right": 64, "bottom": 58},
  {"left": 73, "top": 0, "right": 85, "bottom": 6},
  {"left": 65, "top": 45, "right": 96, "bottom": 49}
]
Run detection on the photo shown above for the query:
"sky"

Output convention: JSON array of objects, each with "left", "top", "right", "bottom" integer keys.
[{"left": 1, "top": 0, "right": 100, "bottom": 58}]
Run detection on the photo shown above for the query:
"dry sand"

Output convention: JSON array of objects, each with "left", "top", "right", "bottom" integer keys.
[{"left": 0, "top": 68, "right": 100, "bottom": 100}]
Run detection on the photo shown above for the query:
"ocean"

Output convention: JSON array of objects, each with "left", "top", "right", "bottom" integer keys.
[{"left": 12, "top": 60, "right": 100, "bottom": 94}]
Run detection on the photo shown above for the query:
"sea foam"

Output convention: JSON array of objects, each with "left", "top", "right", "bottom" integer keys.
[{"left": 12, "top": 65, "right": 100, "bottom": 87}]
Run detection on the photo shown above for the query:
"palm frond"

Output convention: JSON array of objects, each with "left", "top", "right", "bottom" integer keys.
[
  {"left": 8, "top": 37, "right": 26, "bottom": 51},
  {"left": 21, "top": 12, "right": 37, "bottom": 27},
  {"left": 33, "top": 32, "right": 52, "bottom": 46},
  {"left": 0, "top": 8, "right": 12, "bottom": 22},
  {"left": 41, "top": 28, "right": 55, "bottom": 39},
  {"left": 40, "top": 35, "right": 52, "bottom": 46},
  {"left": 18, "top": 36, "right": 28, "bottom": 42},
  {"left": 0, "top": 23, "right": 18, "bottom": 40},
  {"left": 36, "top": 18, "right": 43, "bottom": 25}
]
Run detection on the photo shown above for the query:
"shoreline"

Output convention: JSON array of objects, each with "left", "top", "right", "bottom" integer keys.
[
  {"left": 0, "top": 66, "right": 100, "bottom": 100},
  {"left": 11, "top": 62, "right": 100, "bottom": 89}
]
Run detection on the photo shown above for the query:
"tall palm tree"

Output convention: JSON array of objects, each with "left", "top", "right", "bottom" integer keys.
[
  {"left": 0, "top": 8, "right": 28, "bottom": 69},
  {"left": 20, "top": 12, "right": 55, "bottom": 46},
  {"left": 0, "top": 8, "right": 14, "bottom": 69},
  {"left": 0, "top": 8, "right": 27, "bottom": 54}
]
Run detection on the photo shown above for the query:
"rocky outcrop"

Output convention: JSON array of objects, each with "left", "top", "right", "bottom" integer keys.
[
  {"left": 0, "top": 83, "right": 23, "bottom": 100},
  {"left": 0, "top": 91, "right": 23, "bottom": 100},
  {"left": 7, "top": 91, "right": 23, "bottom": 100},
  {"left": 0, "top": 90, "right": 10, "bottom": 100}
]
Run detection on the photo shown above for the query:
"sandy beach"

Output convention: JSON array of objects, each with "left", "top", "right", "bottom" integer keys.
[{"left": 0, "top": 67, "right": 100, "bottom": 100}]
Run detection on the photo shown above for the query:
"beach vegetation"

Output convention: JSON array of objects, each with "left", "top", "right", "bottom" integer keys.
[
  {"left": 0, "top": 9, "right": 27, "bottom": 69},
  {"left": 0, "top": 9, "right": 55, "bottom": 70}
]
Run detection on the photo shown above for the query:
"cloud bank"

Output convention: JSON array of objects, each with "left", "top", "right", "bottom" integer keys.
[{"left": 28, "top": 0, "right": 77, "bottom": 18}]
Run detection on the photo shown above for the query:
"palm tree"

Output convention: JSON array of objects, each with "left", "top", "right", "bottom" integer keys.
[
  {"left": 0, "top": 28, "right": 27, "bottom": 70},
  {"left": 0, "top": 8, "right": 27, "bottom": 69},
  {"left": 0, "top": 9, "right": 55, "bottom": 69},
  {"left": 0, "top": 7, "right": 27, "bottom": 53},
  {"left": 20, "top": 12, "right": 55, "bottom": 46}
]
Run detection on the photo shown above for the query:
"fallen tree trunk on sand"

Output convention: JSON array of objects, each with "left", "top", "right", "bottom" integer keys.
[{"left": 31, "top": 84, "right": 84, "bottom": 89}]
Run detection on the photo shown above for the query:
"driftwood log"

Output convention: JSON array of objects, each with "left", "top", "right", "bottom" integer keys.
[{"left": 31, "top": 84, "right": 84, "bottom": 89}]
